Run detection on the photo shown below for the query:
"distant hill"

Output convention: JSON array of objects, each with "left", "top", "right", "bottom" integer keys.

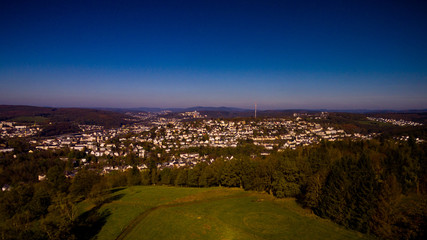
[
  {"left": 3, "top": 105, "right": 425, "bottom": 124},
  {"left": 98, "top": 106, "right": 427, "bottom": 115},
  {"left": 185, "top": 106, "right": 249, "bottom": 112},
  {"left": 0, "top": 105, "right": 129, "bottom": 128},
  {"left": 101, "top": 106, "right": 321, "bottom": 118},
  {"left": 99, "top": 106, "right": 250, "bottom": 113}
]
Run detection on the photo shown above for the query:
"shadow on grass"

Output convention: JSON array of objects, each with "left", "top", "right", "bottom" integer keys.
[
  {"left": 104, "top": 193, "right": 125, "bottom": 204},
  {"left": 73, "top": 193, "right": 125, "bottom": 240},
  {"left": 110, "top": 187, "right": 126, "bottom": 194}
]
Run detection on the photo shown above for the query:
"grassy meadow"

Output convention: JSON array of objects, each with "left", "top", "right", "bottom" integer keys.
[
  {"left": 79, "top": 186, "right": 368, "bottom": 240},
  {"left": 10, "top": 116, "right": 49, "bottom": 123}
]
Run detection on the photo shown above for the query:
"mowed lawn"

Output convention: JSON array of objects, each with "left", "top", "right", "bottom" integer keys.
[{"left": 87, "top": 186, "right": 368, "bottom": 240}]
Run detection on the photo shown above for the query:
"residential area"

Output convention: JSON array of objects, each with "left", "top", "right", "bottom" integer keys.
[
  {"left": 0, "top": 111, "right": 383, "bottom": 171},
  {"left": 366, "top": 117, "right": 424, "bottom": 127}
]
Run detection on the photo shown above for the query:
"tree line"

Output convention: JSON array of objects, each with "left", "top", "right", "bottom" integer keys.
[
  {"left": 117, "top": 139, "right": 426, "bottom": 239},
  {"left": 0, "top": 138, "right": 426, "bottom": 239}
]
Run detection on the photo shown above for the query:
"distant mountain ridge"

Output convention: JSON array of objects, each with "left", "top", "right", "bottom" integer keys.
[
  {"left": 98, "top": 106, "right": 251, "bottom": 113},
  {"left": 2, "top": 105, "right": 426, "bottom": 119},
  {"left": 98, "top": 106, "right": 427, "bottom": 114}
]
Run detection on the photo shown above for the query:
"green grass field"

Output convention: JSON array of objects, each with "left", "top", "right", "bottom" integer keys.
[
  {"left": 10, "top": 116, "right": 49, "bottom": 123},
  {"left": 81, "top": 186, "right": 368, "bottom": 240},
  {"left": 357, "top": 119, "right": 393, "bottom": 127}
]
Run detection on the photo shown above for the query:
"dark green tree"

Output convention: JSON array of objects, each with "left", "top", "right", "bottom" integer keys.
[
  {"left": 127, "top": 166, "right": 141, "bottom": 186},
  {"left": 69, "top": 169, "right": 100, "bottom": 198},
  {"left": 47, "top": 165, "right": 69, "bottom": 192},
  {"left": 174, "top": 169, "right": 188, "bottom": 187}
]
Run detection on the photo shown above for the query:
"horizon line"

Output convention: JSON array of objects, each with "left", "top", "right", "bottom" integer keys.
[{"left": 1, "top": 104, "right": 426, "bottom": 113}]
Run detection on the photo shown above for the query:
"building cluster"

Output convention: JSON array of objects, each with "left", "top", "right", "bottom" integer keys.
[
  {"left": 180, "top": 111, "right": 207, "bottom": 119},
  {"left": 78, "top": 124, "right": 104, "bottom": 132},
  {"left": 32, "top": 129, "right": 147, "bottom": 158},
  {"left": 394, "top": 135, "right": 424, "bottom": 143},
  {"left": 0, "top": 112, "right": 395, "bottom": 171},
  {"left": 101, "top": 152, "right": 216, "bottom": 174},
  {"left": 367, "top": 117, "right": 423, "bottom": 127},
  {"left": 125, "top": 111, "right": 161, "bottom": 121},
  {"left": 0, "top": 121, "right": 41, "bottom": 138},
  {"left": 1, "top": 111, "right": 424, "bottom": 190},
  {"left": 27, "top": 115, "right": 374, "bottom": 161}
]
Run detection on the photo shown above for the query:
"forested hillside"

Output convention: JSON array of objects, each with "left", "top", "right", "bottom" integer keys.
[
  {"left": 0, "top": 105, "right": 129, "bottom": 128},
  {"left": 1, "top": 138, "right": 425, "bottom": 239},
  {"left": 134, "top": 139, "right": 427, "bottom": 239}
]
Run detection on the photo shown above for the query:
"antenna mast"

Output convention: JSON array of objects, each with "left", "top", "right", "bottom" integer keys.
[{"left": 255, "top": 103, "right": 257, "bottom": 119}]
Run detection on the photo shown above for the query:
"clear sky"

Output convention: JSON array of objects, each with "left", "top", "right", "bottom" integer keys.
[{"left": 1, "top": 0, "right": 426, "bottom": 110}]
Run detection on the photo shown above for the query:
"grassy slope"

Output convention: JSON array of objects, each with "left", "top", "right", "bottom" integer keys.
[
  {"left": 93, "top": 186, "right": 215, "bottom": 240},
  {"left": 87, "top": 186, "right": 368, "bottom": 240}
]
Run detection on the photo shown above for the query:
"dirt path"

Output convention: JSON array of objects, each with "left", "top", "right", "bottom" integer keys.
[{"left": 115, "top": 193, "right": 246, "bottom": 240}]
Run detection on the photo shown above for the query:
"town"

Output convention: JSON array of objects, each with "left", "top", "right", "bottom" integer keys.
[
  {"left": 0, "top": 111, "right": 383, "bottom": 173},
  {"left": 366, "top": 117, "right": 424, "bottom": 127}
]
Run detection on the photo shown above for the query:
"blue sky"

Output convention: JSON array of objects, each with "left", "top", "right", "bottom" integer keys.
[{"left": 1, "top": 0, "right": 426, "bottom": 110}]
